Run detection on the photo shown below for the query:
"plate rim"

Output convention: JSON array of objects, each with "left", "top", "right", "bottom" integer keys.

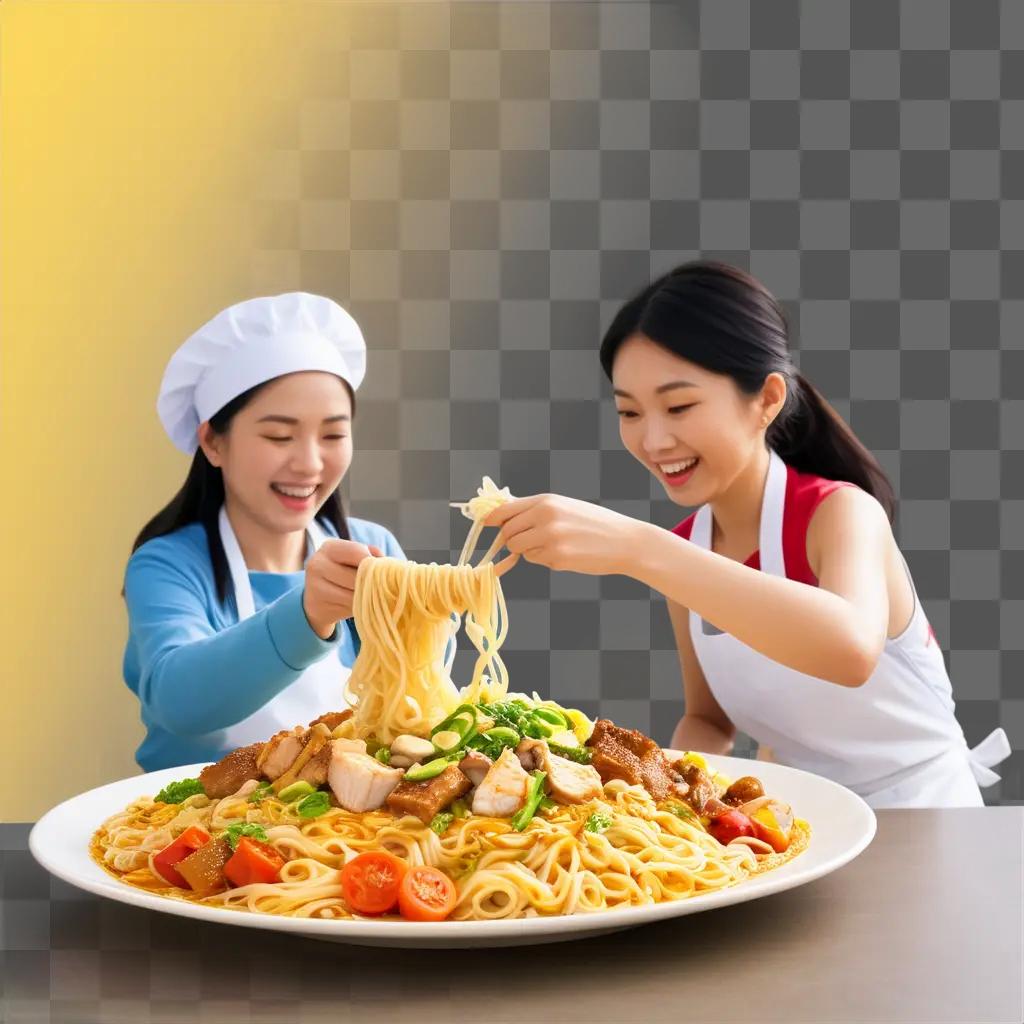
[{"left": 29, "top": 754, "right": 877, "bottom": 942}]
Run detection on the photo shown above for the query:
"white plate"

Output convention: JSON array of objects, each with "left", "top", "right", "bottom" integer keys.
[{"left": 30, "top": 754, "right": 875, "bottom": 948}]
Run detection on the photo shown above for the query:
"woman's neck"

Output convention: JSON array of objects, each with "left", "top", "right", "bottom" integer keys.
[
  {"left": 224, "top": 499, "right": 307, "bottom": 573},
  {"left": 709, "top": 445, "right": 772, "bottom": 554}
]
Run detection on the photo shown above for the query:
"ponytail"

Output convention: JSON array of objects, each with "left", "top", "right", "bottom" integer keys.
[{"left": 770, "top": 373, "right": 895, "bottom": 523}]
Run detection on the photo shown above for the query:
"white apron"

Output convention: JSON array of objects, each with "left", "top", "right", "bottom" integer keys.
[
  {"left": 217, "top": 506, "right": 350, "bottom": 749},
  {"left": 688, "top": 450, "right": 1011, "bottom": 809}
]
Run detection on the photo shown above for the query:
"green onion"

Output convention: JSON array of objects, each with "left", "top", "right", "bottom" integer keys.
[
  {"left": 549, "top": 742, "right": 593, "bottom": 765},
  {"left": 532, "top": 707, "right": 569, "bottom": 728},
  {"left": 429, "top": 812, "right": 455, "bottom": 835},
  {"left": 374, "top": 747, "right": 391, "bottom": 765},
  {"left": 295, "top": 791, "right": 331, "bottom": 819},
  {"left": 278, "top": 780, "right": 316, "bottom": 803},
  {"left": 220, "top": 822, "right": 269, "bottom": 851},
  {"left": 450, "top": 798, "right": 470, "bottom": 819},
  {"left": 247, "top": 781, "right": 274, "bottom": 804},
  {"left": 511, "top": 770, "right": 548, "bottom": 831},
  {"left": 403, "top": 752, "right": 462, "bottom": 782},
  {"left": 429, "top": 704, "right": 479, "bottom": 752},
  {"left": 584, "top": 812, "right": 612, "bottom": 834},
  {"left": 155, "top": 778, "right": 206, "bottom": 804}
]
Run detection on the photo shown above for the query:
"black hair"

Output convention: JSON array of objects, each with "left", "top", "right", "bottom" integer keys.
[
  {"left": 126, "top": 379, "right": 354, "bottom": 603},
  {"left": 599, "top": 260, "right": 895, "bottom": 522}
]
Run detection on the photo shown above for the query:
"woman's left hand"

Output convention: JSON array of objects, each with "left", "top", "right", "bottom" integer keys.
[{"left": 484, "top": 494, "right": 644, "bottom": 576}]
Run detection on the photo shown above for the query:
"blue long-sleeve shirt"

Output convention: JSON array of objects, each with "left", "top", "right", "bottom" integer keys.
[{"left": 123, "top": 517, "right": 404, "bottom": 771}]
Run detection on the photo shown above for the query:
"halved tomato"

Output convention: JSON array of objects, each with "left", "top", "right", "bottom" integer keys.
[
  {"left": 340, "top": 851, "right": 408, "bottom": 915},
  {"left": 397, "top": 865, "right": 457, "bottom": 922}
]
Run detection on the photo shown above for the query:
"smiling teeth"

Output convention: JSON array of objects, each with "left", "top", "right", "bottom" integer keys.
[
  {"left": 661, "top": 458, "right": 697, "bottom": 475},
  {"left": 275, "top": 485, "right": 316, "bottom": 498}
]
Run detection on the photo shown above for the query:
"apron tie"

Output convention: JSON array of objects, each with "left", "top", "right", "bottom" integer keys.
[{"left": 966, "top": 727, "right": 1011, "bottom": 787}]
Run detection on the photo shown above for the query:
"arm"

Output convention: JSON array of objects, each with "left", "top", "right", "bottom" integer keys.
[
  {"left": 632, "top": 488, "right": 890, "bottom": 687},
  {"left": 489, "top": 488, "right": 891, "bottom": 688},
  {"left": 665, "top": 599, "right": 736, "bottom": 755},
  {"left": 125, "top": 549, "right": 340, "bottom": 737}
]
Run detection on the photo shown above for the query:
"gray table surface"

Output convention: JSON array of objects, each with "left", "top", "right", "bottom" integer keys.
[{"left": 2, "top": 811, "right": 1022, "bottom": 1024}]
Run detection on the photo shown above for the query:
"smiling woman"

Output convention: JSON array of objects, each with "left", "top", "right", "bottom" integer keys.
[
  {"left": 483, "top": 261, "right": 1011, "bottom": 809},
  {"left": 122, "top": 294, "right": 405, "bottom": 773}
]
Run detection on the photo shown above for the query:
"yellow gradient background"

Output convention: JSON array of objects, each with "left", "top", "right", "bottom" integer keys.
[{"left": 1, "top": 3, "right": 327, "bottom": 819}]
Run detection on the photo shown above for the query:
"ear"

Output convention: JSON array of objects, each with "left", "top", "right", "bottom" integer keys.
[
  {"left": 760, "top": 372, "right": 788, "bottom": 429},
  {"left": 196, "top": 421, "right": 223, "bottom": 467}
]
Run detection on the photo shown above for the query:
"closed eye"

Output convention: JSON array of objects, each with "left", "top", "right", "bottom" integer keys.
[
  {"left": 263, "top": 436, "right": 292, "bottom": 443},
  {"left": 324, "top": 434, "right": 348, "bottom": 440},
  {"left": 668, "top": 404, "right": 695, "bottom": 415},
  {"left": 616, "top": 409, "right": 639, "bottom": 419}
]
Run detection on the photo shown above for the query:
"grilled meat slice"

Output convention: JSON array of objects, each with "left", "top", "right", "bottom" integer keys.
[
  {"left": 199, "top": 743, "right": 263, "bottom": 799},
  {"left": 588, "top": 719, "right": 689, "bottom": 803},
  {"left": 386, "top": 765, "right": 472, "bottom": 825}
]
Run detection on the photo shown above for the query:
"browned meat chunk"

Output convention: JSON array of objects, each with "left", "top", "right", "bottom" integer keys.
[
  {"left": 199, "top": 743, "right": 264, "bottom": 799},
  {"left": 588, "top": 719, "right": 689, "bottom": 803},
  {"left": 296, "top": 742, "right": 332, "bottom": 786},
  {"left": 386, "top": 765, "right": 472, "bottom": 825},
  {"left": 308, "top": 710, "right": 353, "bottom": 732},
  {"left": 673, "top": 759, "right": 720, "bottom": 813}
]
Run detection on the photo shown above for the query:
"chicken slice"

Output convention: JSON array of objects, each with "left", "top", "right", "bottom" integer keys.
[
  {"left": 328, "top": 747, "right": 404, "bottom": 812},
  {"left": 515, "top": 738, "right": 602, "bottom": 804},
  {"left": 471, "top": 747, "right": 531, "bottom": 817},
  {"left": 459, "top": 750, "right": 493, "bottom": 788},
  {"left": 259, "top": 729, "right": 305, "bottom": 781}
]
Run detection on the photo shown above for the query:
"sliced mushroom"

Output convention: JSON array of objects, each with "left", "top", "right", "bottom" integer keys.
[{"left": 390, "top": 734, "right": 437, "bottom": 763}]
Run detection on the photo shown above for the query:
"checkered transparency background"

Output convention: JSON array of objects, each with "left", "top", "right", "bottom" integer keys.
[{"left": 247, "top": 0, "right": 1023, "bottom": 804}]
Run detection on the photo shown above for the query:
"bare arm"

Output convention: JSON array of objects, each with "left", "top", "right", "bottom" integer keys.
[
  {"left": 633, "top": 488, "right": 891, "bottom": 688},
  {"left": 665, "top": 599, "right": 736, "bottom": 755}
]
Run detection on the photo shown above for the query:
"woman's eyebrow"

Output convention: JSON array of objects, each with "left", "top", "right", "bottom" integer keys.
[
  {"left": 256, "top": 414, "right": 351, "bottom": 424},
  {"left": 613, "top": 381, "right": 697, "bottom": 399}
]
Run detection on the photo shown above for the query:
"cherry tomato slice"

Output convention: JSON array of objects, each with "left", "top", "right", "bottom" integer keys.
[
  {"left": 341, "top": 851, "right": 408, "bottom": 915},
  {"left": 397, "top": 865, "right": 457, "bottom": 922}
]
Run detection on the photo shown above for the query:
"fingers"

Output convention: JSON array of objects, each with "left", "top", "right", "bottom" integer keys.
[
  {"left": 494, "top": 552, "right": 520, "bottom": 578},
  {"left": 483, "top": 494, "right": 546, "bottom": 528},
  {"left": 320, "top": 539, "right": 374, "bottom": 567},
  {"left": 367, "top": 544, "right": 384, "bottom": 557}
]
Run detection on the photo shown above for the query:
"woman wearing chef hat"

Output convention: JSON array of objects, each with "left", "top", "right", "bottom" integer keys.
[
  {"left": 123, "top": 293, "right": 403, "bottom": 771},
  {"left": 488, "top": 261, "right": 1011, "bottom": 808}
]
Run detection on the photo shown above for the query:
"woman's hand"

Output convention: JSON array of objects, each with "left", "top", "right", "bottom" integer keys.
[
  {"left": 303, "top": 541, "right": 382, "bottom": 639},
  {"left": 485, "top": 494, "right": 644, "bottom": 577}
]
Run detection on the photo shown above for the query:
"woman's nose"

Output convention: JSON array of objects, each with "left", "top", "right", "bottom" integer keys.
[
  {"left": 290, "top": 439, "right": 324, "bottom": 475},
  {"left": 642, "top": 418, "right": 677, "bottom": 455}
]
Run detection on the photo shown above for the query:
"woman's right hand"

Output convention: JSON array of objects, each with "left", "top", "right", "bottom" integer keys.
[{"left": 302, "top": 540, "right": 382, "bottom": 639}]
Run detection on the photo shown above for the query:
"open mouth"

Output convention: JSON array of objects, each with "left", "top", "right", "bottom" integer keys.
[
  {"left": 271, "top": 483, "right": 318, "bottom": 508},
  {"left": 658, "top": 457, "right": 699, "bottom": 488}
]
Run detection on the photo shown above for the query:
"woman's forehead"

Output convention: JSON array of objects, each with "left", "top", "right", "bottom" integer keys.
[
  {"left": 612, "top": 335, "right": 713, "bottom": 392},
  {"left": 248, "top": 371, "right": 352, "bottom": 414}
]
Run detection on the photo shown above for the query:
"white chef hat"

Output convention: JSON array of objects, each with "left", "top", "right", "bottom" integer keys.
[{"left": 158, "top": 292, "right": 367, "bottom": 454}]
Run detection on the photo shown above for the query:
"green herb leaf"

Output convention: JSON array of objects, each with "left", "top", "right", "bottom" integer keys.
[
  {"left": 374, "top": 747, "right": 391, "bottom": 765},
  {"left": 583, "top": 812, "right": 612, "bottom": 834},
  {"left": 155, "top": 778, "right": 205, "bottom": 804},
  {"left": 667, "top": 802, "right": 699, "bottom": 824},
  {"left": 295, "top": 791, "right": 331, "bottom": 819},
  {"left": 429, "top": 812, "right": 455, "bottom": 835},
  {"left": 247, "top": 782, "right": 273, "bottom": 804},
  {"left": 220, "top": 822, "right": 269, "bottom": 851}
]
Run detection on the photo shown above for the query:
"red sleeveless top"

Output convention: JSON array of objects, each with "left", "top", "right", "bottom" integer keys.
[{"left": 671, "top": 464, "right": 853, "bottom": 587}]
